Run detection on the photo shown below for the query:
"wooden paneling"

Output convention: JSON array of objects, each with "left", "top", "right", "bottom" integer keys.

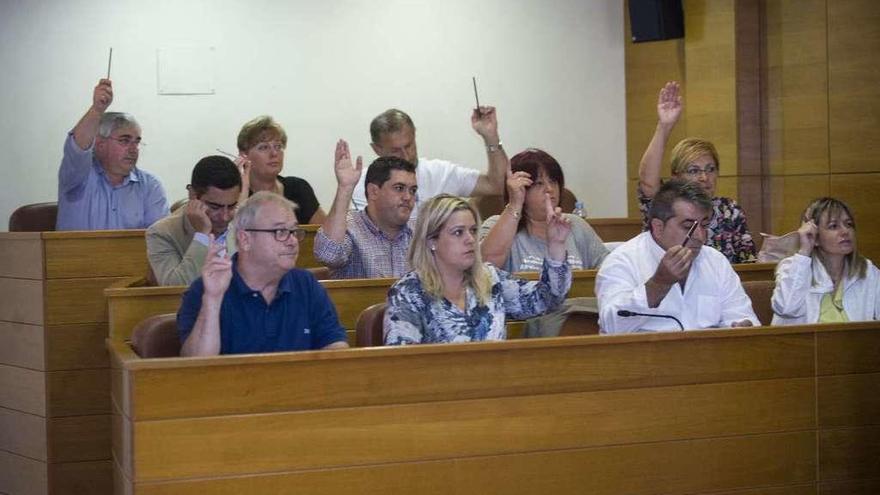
[
  {"left": 827, "top": 0, "right": 880, "bottom": 174},
  {"left": 816, "top": 325, "right": 880, "bottom": 375},
  {"left": 765, "top": 175, "right": 829, "bottom": 235},
  {"left": 48, "top": 414, "right": 112, "bottom": 463},
  {"left": 819, "top": 479, "right": 880, "bottom": 495},
  {"left": 0, "top": 321, "right": 44, "bottom": 370},
  {"left": 0, "top": 277, "right": 44, "bottom": 325},
  {"left": 0, "top": 450, "right": 47, "bottom": 495},
  {"left": 587, "top": 218, "right": 642, "bottom": 242},
  {"left": 107, "top": 285, "right": 183, "bottom": 341},
  {"left": 45, "top": 323, "right": 109, "bottom": 371},
  {"left": 45, "top": 277, "right": 129, "bottom": 325},
  {"left": 0, "top": 406, "right": 47, "bottom": 461},
  {"left": 0, "top": 233, "right": 43, "bottom": 279},
  {"left": 130, "top": 432, "right": 815, "bottom": 495},
  {"left": 133, "top": 378, "right": 814, "bottom": 480},
  {"left": 0, "top": 364, "right": 45, "bottom": 415},
  {"left": 125, "top": 329, "right": 814, "bottom": 420},
  {"left": 43, "top": 231, "right": 148, "bottom": 279},
  {"left": 47, "top": 369, "right": 110, "bottom": 417},
  {"left": 818, "top": 373, "right": 880, "bottom": 428},
  {"left": 819, "top": 425, "right": 880, "bottom": 481},
  {"left": 297, "top": 224, "right": 320, "bottom": 269},
  {"left": 48, "top": 459, "right": 113, "bottom": 495}
]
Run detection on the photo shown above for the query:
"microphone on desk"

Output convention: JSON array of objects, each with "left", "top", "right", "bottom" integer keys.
[{"left": 617, "top": 310, "right": 685, "bottom": 331}]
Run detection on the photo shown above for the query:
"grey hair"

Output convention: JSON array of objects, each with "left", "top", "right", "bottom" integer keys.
[
  {"left": 648, "top": 178, "right": 713, "bottom": 224},
  {"left": 370, "top": 108, "right": 415, "bottom": 143},
  {"left": 233, "top": 191, "right": 298, "bottom": 230},
  {"left": 97, "top": 112, "right": 140, "bottom": 138}
]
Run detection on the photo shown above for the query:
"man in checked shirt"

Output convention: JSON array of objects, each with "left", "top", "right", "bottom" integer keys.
[{"left": 313, "top": 139, "right": 417, "bottom": 279}]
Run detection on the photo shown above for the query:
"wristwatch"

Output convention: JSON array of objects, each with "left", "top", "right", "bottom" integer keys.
[{"left": 486, "top": 141, "right": 504, "bottom": 153}]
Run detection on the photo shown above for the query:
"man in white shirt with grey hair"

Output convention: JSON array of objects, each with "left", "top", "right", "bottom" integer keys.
[{"left": 596, "top": 179, "right": 759, "bottom": 333}]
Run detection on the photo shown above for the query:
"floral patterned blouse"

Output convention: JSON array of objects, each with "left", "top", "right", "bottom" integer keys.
[
  {"left": 638, "top": 188, "right": 757, "bottom": 264},
  {"left": 383, "top": 260, "right": 571, "bottom": 345}
]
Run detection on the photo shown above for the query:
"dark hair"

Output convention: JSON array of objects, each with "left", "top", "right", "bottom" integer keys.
[
  {"left": 647, "top": 178, "right": 712, "bottom": 225},
  {"left": 503, "top": 148, "right": 566, "bottom": 231},
  {"left": 370, "top": 108, "right": 415, "bottom": 143},
  {"left": 190, "top": 156, "right": 242, "bottom": 194},
  {"left": 364, "top": 156, "right": 416, "bottom": 189}
]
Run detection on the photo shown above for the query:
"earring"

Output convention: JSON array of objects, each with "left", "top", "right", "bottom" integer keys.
[{"left": 430, "top": 245, "right": 436, "bottom": 252}]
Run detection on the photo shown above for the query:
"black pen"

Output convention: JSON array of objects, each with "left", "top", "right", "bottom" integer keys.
[
  {"left": 682, "top": 221, "right": 699, "bottom": 247},
  {"left": 107, "top": 48, "right": 113, "bottom": 79},
  {"left": 472, "top": 76, "right": 481, "bottom": 116}
]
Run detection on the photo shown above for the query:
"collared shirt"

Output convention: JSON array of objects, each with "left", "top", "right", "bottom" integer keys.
[
  {"left": 771, "top": 253, "right": 880, "bottom": 325},
  {"left": 384, "top": 260, "right": 572, "bottom": 345},
  {"left": 56, "top": 132, "right": 169, "bottom": 230},
  {"left": 177, "top": 256, "right": 347, "bottom": 354},
  {"left": 638, "top": 187, "right": 757, "bottom": 264},
  {"left": 351, "top": 158, "right": 480, "bottom": 220},
  {"left": 313, "top": 209, "right": 414, "bottom": 279},
  {"left": 596, "top": 231, "right": 760, "bottom": 334}
]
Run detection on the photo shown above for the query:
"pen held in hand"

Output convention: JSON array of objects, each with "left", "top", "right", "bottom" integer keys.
[
  {"left": 681, "top": 221, "right": 699, "bottom": 247},
  {"left": 472, "top": 76, "right": 481, "bottom": 116},
  {"left": 215, "top": 148, "right": 239, "bottom": 160},
  {"left": 107, "top": 48, "right": 113, "bottom": 79}
]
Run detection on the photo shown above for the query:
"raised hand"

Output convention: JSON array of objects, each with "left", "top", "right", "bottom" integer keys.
[
  {"left": 657, "top": 81, "right": 682, "bottom": 127},
  {"left": 201, "top": 239, "right": 233, "bottom": 299},
  {"left": 797, "top": 220, "right": 818, "bottom": 256},
  {"left": 471, "top": 105, "right": 500, "bottom": 142},
  {"left": 506, "top": 170, "right": 532, "bottom": 210},
  {"left": 652, "top": 245, "right": 693, "bottom": 286},
  {"left": 334, "top": 139, "right": 363, "bottom": 188},
  {"left": 92, "top": 79, "right": 113, "bottom": 113},
  {"left": 545, "top": 192, "right": 572, "bottom": 261}
]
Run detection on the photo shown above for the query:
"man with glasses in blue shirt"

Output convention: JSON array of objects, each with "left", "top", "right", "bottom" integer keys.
[
  {"left": 177, "top": 192, "right": 349, "bottom": 356},
  {"left": 56, "top": 78, "right": 168, "bottom": 230},
  {"left": 146, "top": 156, "right": 242, "bottom": 286}
]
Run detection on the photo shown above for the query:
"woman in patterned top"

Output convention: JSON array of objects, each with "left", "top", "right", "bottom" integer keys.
[
  {"left": 383, "top": 194, "right": 572, "bottom": 345},
  {"left": 639, "top": 81, "right": 757, "bottom": 264}
]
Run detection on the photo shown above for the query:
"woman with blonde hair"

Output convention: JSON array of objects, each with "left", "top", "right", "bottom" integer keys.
[
  {"left": 771, "top": 197, "right": 879, "bottom": 324},
  {"left": 638, "top": 81, "right": 756, "bottom": 263},
  {"left": 384, "top": 194, "right": 572, "bottom": 345}
]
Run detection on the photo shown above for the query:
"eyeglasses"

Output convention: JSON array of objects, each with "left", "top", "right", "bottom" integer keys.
[
  {"left": 203, "top": 200, "right": 238, "bottom": 213},
  {"left": 253, "top": 142, "right": 285, "bottom": 153},
  {"left": 245, "top": 228, "right": 305, "bottom": 242},
  {"left": 109, "top": 136, "right": 145, "bottom": 149},
  {"left": 684, "top": 164, "right": 717, "bottom": 177}
]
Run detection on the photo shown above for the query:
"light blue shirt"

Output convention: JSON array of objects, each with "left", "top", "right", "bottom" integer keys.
[{"left": 56, "top": 132, "right": 169, "bottom": 230}]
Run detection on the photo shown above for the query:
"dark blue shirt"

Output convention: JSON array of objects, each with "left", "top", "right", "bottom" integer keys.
[{"left": 177, "top": 260, "right": 347, "bottom": 354}]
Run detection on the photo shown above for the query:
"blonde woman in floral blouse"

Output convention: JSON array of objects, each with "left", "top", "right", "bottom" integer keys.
[
  {"left": 384, "top": 194, "right": 572, "bottom": 345},
  {"left": 638, "top": 81, "right": 757, "bottom": 264}
]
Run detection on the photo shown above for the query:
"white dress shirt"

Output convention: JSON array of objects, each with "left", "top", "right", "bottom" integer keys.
[{"left": 596, "top": 232, "right": 760, "bottom": 333}]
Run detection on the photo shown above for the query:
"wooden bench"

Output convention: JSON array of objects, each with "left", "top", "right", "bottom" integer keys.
[{"left": 110, "top": 322, "right": 880, "bottom": 493}]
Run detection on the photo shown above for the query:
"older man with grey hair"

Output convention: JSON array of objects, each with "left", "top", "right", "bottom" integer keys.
[
  {"left": 56, "top": 78, "right": 168, "bottom": 230},
  {"left": 177, "top": 192, "right": 348, "bottom": 356}
]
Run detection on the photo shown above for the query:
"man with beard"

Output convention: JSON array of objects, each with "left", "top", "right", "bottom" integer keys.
[
  {"left": 56, "top": 78, "right": 168, "bottom": 230},
  {"left": 314, "top": 141, "right": 417, "bottom": 279}
]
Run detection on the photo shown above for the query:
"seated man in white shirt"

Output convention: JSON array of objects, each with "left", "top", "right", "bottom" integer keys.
[
  {"left": 146, "top": 156, "right": 242, "bottom": 285},
  {"left": 351, "top": 107, "right": 507, "bottom": 218},
  {"left": 596, "top": 179, "right": 759, "bottom": 333}
]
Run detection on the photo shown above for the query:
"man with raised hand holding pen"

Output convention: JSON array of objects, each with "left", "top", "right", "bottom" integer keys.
[
  {"left": 56, "top": 78, "right": 168, "bottom": 230},
  {"left": 596, "top": 179, "right": 759, "bottom": 334}
]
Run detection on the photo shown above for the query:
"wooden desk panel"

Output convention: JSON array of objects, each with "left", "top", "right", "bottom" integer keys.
[
  {"left": 111, "top": 323, "right": 878, "bottom": 493},
  {"left": 106, "top": 263, "right": 777, "bottom": 343},
  {"left": 588, "top": 218, "right": 643, "bottom": 242}
]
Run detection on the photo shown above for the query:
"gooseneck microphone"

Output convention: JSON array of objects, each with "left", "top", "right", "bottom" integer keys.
[{"left": 617, "top": 310, "right": 685, "bottom": 331}]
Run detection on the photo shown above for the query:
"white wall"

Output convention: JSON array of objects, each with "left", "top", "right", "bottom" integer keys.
[{"left": 0, "top": 0, "right": 626, "bottom": 230}]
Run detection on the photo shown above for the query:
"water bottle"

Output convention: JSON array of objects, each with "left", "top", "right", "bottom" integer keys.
[{"left": 572, "top": 200, "right": 587, "bottom": 219}]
